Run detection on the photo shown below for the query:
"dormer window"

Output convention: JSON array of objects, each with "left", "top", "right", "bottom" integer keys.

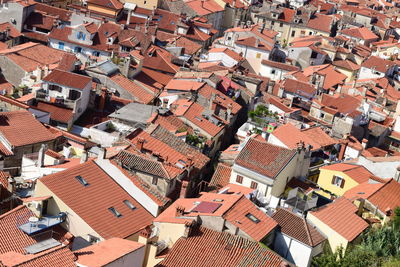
[{"left": 246, "top": 213, "right": 260, "bottom": 223}]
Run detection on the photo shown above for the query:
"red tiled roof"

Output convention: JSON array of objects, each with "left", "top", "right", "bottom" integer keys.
[
  {"left": 110, "top": 74, "right": 157, "bottom": 104},
  {"left": 42, "top": 69, "right": 91, "bottom": 90},
  {"left": 208, "top": 163, "right": 232, "bottom": 190},
  {"left": 223, "top": 196, "right": 278, "bottom": 241},
  {"left": 35, "top": 3, "right": 72, "bottom": 21},
  {"left": 0, "top": 205, "right": 68, "bottom": 254},
  {"left": 340, "top": 27, "right": 379, "bottom": 40},
  {"left": 281, "top": 78, "right": 316, "bottom": 97},
  {"left": 367, "top": 179, "right": 400, "bottom": 214},
  {"left": 0, "top": 110, "right": 56, "bottom": 147},
  {"left": 87, "top": 0, "right": 123, "bottom": 9},
  {"left": 155, "top": 226, "right": 287, "bottom": 267},
  {"left": 75, "top": 238, "right": 144, "bottom": 266},
  {"left": 235, "top": 138, "right": 296, "bottom": 178},
  {"left": 309, "top": 198, "right": 368, "bottom": 241},
  {"left": 343, "top": 182, "right": 385, "bottom": 201},
  {"left": 39, "top": 161, "right": 154, "bottom": 239},
  {"left": 165, "top": 79, "right": 205, "bottom": 91},
  {"left": 306, "top": 14, "right": 333, "bottom": 33},
  {"left": 0, "top": 42, "right": 67, "bottom": 73},
  {"left": 198, "top": 84, "right": 241, "bottom": 115},
  {"left": 273, "top": 208, "right": 325, "bottom": 247},
  {"left": 261, "top": 60, "right": 299, "bottom": 72},
  {"left": 0, "top": 22, "right": 22, "bottom": 38},
  {"left": 361, "top": 56, "right": 396, "bottom": 73},
  {"left": 208, "top": 47, "right": 243, "bottom": 62},
  {"left": 317, "top": 93, "right": 362, "bottom": 116},
  {"left": 143, "top": 46, "right": 180, "bottom": 74},
  {"left": 185, "top": 0, "right": 224, "bottom": 15},
  {"left": 235, "top": 36, "right": 273, "bottom": 51},
  {"left": 333, "top": 60, "right": 361, "bottom": 71},
  {"left": 0, "top": 246, "right": 75, "bottom": 267},
  {"left": 35, "top": 102, "right": 73, "bottom": 123}
]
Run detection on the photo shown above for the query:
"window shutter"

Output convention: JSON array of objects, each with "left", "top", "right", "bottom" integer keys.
[
  {"left": 76, "top": 32, "right": 80, "bottom": 39},
  {"left": 331, "top": 176, "right": 336, "bottom": 184},
  {"left": 82, "top": 33, "right": 86, "bottom": 40},
  {"left": 340, "top": 179, "right": 345, "bottom": 188}
]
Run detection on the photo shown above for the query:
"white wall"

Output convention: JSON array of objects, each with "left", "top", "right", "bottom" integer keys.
[
  {"left": 358, "top": 66, "right": 385, "bottom": 80},
  {"left": 259, "top": 64, "right": 286, "bottom": 81},
  {"left": 274, "top": 232, "right": 313, "bottom": 267},
  {"left": 206, "top": 52, "right": 238, "bottom": 67},
  {"left": 48, "top": 38, "right": 110, "bottom": 61}
]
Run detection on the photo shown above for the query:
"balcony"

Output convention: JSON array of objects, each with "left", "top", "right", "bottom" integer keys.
[
  {"left": 36, "top": 90, "right": 81, "bottom": 111},
  {"left": 18, "top": 212, "right": 66, "bottom": 235}
]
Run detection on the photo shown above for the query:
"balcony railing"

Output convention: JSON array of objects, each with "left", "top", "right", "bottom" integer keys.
[
  {"left": 18, "top": 212, "right": 66, "bottom": 235},
  {"left": 35, "top": 91, "right": 80, "bottom": 111}
]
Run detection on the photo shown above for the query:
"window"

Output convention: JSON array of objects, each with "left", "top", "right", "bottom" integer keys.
[
  {"left": 75, "top": 175, "right": 89, "bottom": 187},
  {"left": 123, "top": 200, "right": 136, "bottom": 210},
  {"left": 88, "top": 234, "right": 99, "bottom": 243},
  {"left": 92, "top": 51, "right": 100, "bottom": 57},
  {"left": 291, "top": 30, "right": 296, "bottom": 37},
  {"left": 49, "top": 84, "right": 62, "bottom": 92},
  {"left": 152, "top": 177, "right": 158, "bottom": 185},
  {"left": 279, "top": 22, "right": 283, "bottom": 27},
  {"left": 76, "top": 31, "right": 86, "bottom": 40},
  {"left": 319, "top": 112, "right": 325, "bottom": 119},
  {"left": 227, "top": 36, "right": 231, "bottom": 41},
  {"left": 74, "top": 46, "right": 82, "bottom": 53},
  {"left": 246, "top": 213, "right": 260, "bottom": 223},
  {"left": 236, "top": 175, "right": 243, "bottom": 184},
  {"left": 332, "top": 175, "right": 345, "bottom": 188},
  {"left": 271, "top": 69, "right": 276, "bottom": 75},
  {"left": 300, "top": 30, "right": 306, "bottom": 36},
  {"left": 271, "top": 21, "right": 275, "bottom": 26},
  {"left": 250, "top": 181, "right": 258, "bottom": 189},
  {"left": 309, "top": 32, "right": 313, "bottom": 35},
  {"left": 256, "top": 53, "right": 261, "bottom": 59},
  {"left": 108, "top": 207, "right": 122, "bottom": 217},
  {"left": 58, "top": 42, "right": 64, "bottom": 50}
]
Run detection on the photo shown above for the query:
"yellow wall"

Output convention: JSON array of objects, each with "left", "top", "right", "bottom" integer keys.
[
  {"left": 308, "top": 212, "right": 349, "bottom": 253},
  {"left": 34, "top": 180, "right": 103, "bottom": 241},
  {"left": 153, "top": 222, "right": 187, "bottom": 247},
  {"left": 335, "top": 67, "right": 357, "bottom": 82},
  {"left": 317, "top": 169, "right": 359, "bottom": 196}
]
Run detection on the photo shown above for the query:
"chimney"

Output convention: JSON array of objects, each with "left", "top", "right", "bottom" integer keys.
[
  {"left": 162, "top": 98, "right": 168, "bottom": 108},
  {"left": 99, "top": 87, "right": 107, "bottom": 111},
  {"left": 255, "top": 38, "right": 259, "bottom": 47},
  {"left": 338, "top": 140, "right": 348, "bottom": 160},
  {"left": 361, "top": 138, "right": 368, "bottom": 149},
  {"left": 179, "top": 180, "right": 189, "bottom": 198},
  {"left": 226, "top": 103, "right": 232, "bottom": 121},
  {"left": 80, "top": 151, "right": 88, "bottom": 163},
  {"left": 37, "top": 144, "right": 48, "bottom": 168},
  {"left": 317, "top": 5, "right": 321, "bottom": 13},
  {"left": 296, "top": 141, "right": 305, "bottom": 152},
  {"left": 209, "top": 93, "right": 215, "bottom": 111},
  {"left": 136, "top": 137, "right": 145, "bottom": 152},
  {"left": 152, "top": 151, "right": 163, "bottom": 162},
  {"left": 176, "top": 205, "right": 186, "bottom": 217},
  {"left": 127, "top": 10, "right": 132, "bottom": 26},
  {"left": 98, "top": 148, "right": 106, "bottom": 160},
  {"left": 7, "top": 177, "right": 15, "bottom": 193},
  {"left": 234, "top": 18, "right": 240, "bottom": 28}
]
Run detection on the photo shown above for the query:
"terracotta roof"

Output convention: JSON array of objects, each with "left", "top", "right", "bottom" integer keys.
[
  {"left": 320, "top": 163, "right": 374, "bottom": 184},
  {"left": 184, "top": 0, "right": 224, "bottom": 15},
  {"left": 143, "top": 46, "right": 180, "bottom": 74},
  {"left": 261, "top": 60, "right": 299, "bottom": 72},
  {"left": 273, "top": 208, "right": 325, "bottom": 247},
  {"left": 367, "top": 179, "right": 400, "bottom": 214},
  {"left": 165, "top": 79, "right": 205, "bottom": 91},
  {"left": 0, "top": 246, "right": 75, "bottom": 267},
  {"left": 235, "top": 138, "right": 296, "bottom": 178},
  {"left": 156, "top": 226, "right": 287, "bottom": 267},
  {"left": 0, "top": 205, "right": 68, "bottom": 254},
  {"left": 272, "top": 124, "right": 335, "bottom": 151},
  {"left": 235, "top": 36, "right": 273, "bottom": 51},
  {"left": 343, "top": 182, "right": 385, "bottom": 201},
  {"left": 208, "top": 163, "right": 232, "bottom": 191},
  {"left": 317, "top": 93, "right": 361, "bottom": 116},
  {"left": 361, "top": 56, "right": 396, "bottom": 73},
  {"left": 87, "top": 0, "right": 123, "bottom": 9},
  {"left": 180, "top": 101, "right": 225, "bottom": 137},
  {"left": 75, "top": 238, "right": 144, "bottom": 267},
  {"left": 110, "top": 74, "right": 157, "bottom": 104},
  {"left": 208, "top": 47, "right": 243, "bottom": 63},
  {"left": 333, "top": 60, "right": 360, "bottom": 71},
  {"left": 309, "top": 198, "right": 368, "bottom": 241},
  {"left": 0, "top": 42, "right": 67, "bottom": 73},
  {"left": 0, "top": 110, "right": 56, "bottom": 147},
  {"left": 174, "top": 36, "right": 202, "bottom": 55},
  {"left": 116, "top": 150, "right": 182, "bottom": 180},
  {"left": 136, "top": 67, "right": 173, "bottom": 88},
  {"left": 35, "top": 102, "right": 73, "bottom": 123},
  {"left": 0, "top": 95, "right": 29, "bottom": 109},
  {"left": 35, "top": 3, "right": 72, "bottom": 21},
  {"left": 306, "top": 14, "right": 333, "bottom": 33},
  {"left": 0, "top": 22, "right": 22, "bottom": 38},
  {"left": 42, "top": 69, "right": 91, "bottom": 90},
  {"left": 223, "top": 195, "right": 278, "bottom": 241},
  {"left": 198, "top": 84, "right": 242, "bottom": 115},
  {"left": 39, "top": 161, "right": 154, "bottom": 239},
  {"left": 281, "top": 78, "right": 316, "bottom": 97},
  {"left": 340, "top": 27, "right": 379, "bottom": 40}
]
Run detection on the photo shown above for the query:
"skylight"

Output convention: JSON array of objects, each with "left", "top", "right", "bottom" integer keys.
[
  {"left": 75, "top": 175, "right": 89, "bottom": 187},
  {"left": 123, "top": 200, "right": 136, "bottom": 210},
  {"left": 246, "top": 213, "right": 260, "bottom": 223},
  {"left": 109, "top": 207, "right": 122, "bottom": 218}
]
